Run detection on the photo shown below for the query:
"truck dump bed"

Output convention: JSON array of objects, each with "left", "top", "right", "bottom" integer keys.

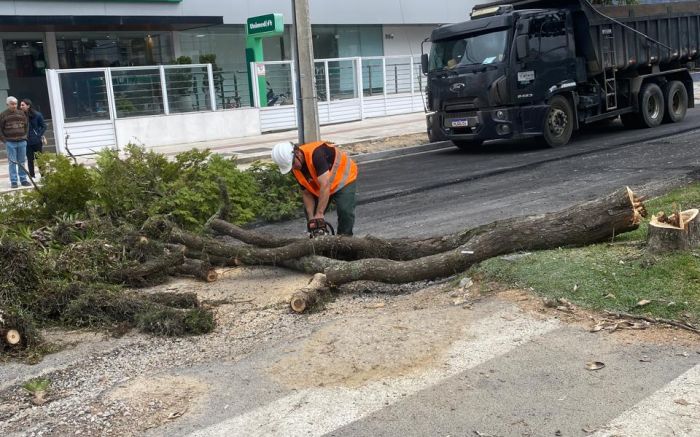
[{"left": 473, "top": 0, "right": 700, "bottom": 74}]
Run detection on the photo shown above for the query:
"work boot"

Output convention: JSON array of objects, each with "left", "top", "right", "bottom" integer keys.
[{"left": 21, "top": 181, "right": 31, "bottom": 187}]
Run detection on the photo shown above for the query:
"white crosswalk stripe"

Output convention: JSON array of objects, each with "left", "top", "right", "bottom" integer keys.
[
  {"left": 592, "top": 364, "right": 700, "bottom": 437},
  {"left": 188, "top": 310, "right": 560, "bottom": 437}
]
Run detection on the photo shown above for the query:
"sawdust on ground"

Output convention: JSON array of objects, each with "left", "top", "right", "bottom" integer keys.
[
  {"left": 267, "top": 304, "right": 471, "bottom": 389},
  {"left": 339, "top": 132, "right": 429, "bottom": 155},
  {"left": 106, "top": 375, "right": 209, "bottom": 433}
]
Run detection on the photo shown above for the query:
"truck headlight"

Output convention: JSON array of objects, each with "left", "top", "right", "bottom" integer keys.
[{"left": 495, "top": 110, "right": 506, "bottom": 120}]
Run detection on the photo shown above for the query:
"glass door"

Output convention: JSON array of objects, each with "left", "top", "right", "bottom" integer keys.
[{"left": 0, "top": 35, "right": 50, "bottom": 118}]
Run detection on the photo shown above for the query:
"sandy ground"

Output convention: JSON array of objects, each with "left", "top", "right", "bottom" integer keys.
[{"left": 339, "top": 132, "right": 429, "bottom": 155}]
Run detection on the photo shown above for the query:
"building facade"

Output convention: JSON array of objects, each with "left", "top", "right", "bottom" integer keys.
[{"left": 0, "top": 0, "right": 479, "bottom": 119}]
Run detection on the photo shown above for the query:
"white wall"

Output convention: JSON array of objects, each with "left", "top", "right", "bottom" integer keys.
[
  {"left": 382, "top": 25, "right": 435, "bottom": 57},
  {"left": 114, "top": 108, "right": 261, "bottom": 148},
  {"left": 6, "top": 0, "right": 481, "bottom": 25}
]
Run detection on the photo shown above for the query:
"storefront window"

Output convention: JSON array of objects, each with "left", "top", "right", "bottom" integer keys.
[
  {"left": 312, "top": 25, "right": 383, "bottom": 100},
  {"left": 59, "top": 71, "right": 110, "bottom": 123},
  {"left": 312, "top": 25, "right": 383, "bottom": 58},
  {"left": 178, "top": 25, "right": 291, "bottom": 108},
  {"left": 0, "top": 33, "right": 50, "bottom": 118},
  {"left": 56, "top": 31, "right": 173, "bottom": 69}
]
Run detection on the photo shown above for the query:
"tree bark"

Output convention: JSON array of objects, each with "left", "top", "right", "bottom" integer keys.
[
  {"left": 174, "top": 258, "right": 219, "bottom": 282},
  {"left": 290, "top": 273, "right": 328, "bottom": 313},
  {"left": 110, "top": 250, "right": 185, "bottom": 286},
  {"left": 323, "top": 187, "right": 645, "bottom": 285},
  {"left": 207, "top": 219, "right": 502, "bottom": 263},
  {"left": 647, "top": 208, "right": 700, "bottom": 254}
]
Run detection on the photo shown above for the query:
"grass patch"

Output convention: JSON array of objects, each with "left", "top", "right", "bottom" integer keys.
[{"left": 472, "top": 183, "right": 700, "bottom": 324}]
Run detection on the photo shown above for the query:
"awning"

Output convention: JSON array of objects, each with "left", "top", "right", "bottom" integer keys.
[{"left": 0, "top": 15, "right": 223, "bottom": 32}]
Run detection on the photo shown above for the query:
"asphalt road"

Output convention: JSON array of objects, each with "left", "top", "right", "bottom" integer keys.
[
  {"left": 263, "top": 110, "right": 700, "bottom": 239},
  {"left": 162, "top": 112, "right": 700, "bottom": 437}
]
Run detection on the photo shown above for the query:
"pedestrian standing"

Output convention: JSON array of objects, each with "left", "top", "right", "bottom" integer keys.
[
  {"left": 21, "top": 99, "right": 47, "bottom": 179},
  {"left": 0, "top": 96, "right": 30, "bottom": 188}
]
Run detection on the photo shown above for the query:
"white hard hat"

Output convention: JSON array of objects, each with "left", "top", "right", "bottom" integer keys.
[{"left": 271, "top": 142, "right": 295, "bottom": 174}]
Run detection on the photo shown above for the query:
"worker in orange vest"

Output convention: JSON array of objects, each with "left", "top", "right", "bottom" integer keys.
[{"left": 272, "top": 140, "right": 358, "bottom": 236}]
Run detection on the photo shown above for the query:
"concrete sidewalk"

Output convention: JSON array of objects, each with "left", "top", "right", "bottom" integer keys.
[{"left": 0, "top": 112, "right": 426, "bottom": 194}]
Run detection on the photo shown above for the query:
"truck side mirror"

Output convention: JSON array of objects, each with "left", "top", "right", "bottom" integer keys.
[
  {"left": 516, "top": 35, "right": 529, "bottom": 60},
  {"left": 421, "top": 53, "right": 429, "bottom": 74}
]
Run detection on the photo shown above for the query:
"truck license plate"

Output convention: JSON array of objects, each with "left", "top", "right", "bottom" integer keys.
[{"left": 450, "top": 118, "right": 469, "bottom": 127}]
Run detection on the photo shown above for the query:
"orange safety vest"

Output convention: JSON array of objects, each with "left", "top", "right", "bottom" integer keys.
[{"left": 292, "top": 141, "right": 358, "bottom": 198}]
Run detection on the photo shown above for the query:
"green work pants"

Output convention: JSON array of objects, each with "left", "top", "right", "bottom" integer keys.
[{"left": 309, "top": 182, "right": 357, "bottom": 236}]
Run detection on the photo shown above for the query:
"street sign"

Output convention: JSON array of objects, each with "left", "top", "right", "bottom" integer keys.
[{"left": 247, "top": 13, "right": 284, "bottom": 37}]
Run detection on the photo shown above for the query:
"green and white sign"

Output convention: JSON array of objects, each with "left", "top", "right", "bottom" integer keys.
[
  {"left": 246, "top": 13, "right": 285, "bottom": 107},
  {"left": 246, "top": 13, "right": 284, "bottom": 37}
]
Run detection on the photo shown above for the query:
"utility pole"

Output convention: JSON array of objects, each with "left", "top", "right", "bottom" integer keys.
[{"left": 292, "top": 0, "right": 320, "bottom": 144}]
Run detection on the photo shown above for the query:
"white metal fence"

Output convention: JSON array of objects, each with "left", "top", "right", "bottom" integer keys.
[
  {"left": 251, "top": 55, "right": 427, "bottom": 132},
  {"left": 46, "top": 55, "right": 426, "bottom": 155}
]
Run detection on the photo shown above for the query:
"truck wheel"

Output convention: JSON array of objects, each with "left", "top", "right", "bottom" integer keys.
[
  {"left": 453, "top": 140, "right": 483, "bottom": 151},
  {"left": 638, "top": 83, "right": 665, "bottom": 128},
  {"left": 662, "top": 81, "right": 688, "bottom": 123},
  {"left": 543, "top": 95, "right": 574, "bottom": 147}
]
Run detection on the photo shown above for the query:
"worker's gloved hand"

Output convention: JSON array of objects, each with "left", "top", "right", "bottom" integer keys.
[{"left": 307, "top": 218, "right": 329, "bottom": 238}]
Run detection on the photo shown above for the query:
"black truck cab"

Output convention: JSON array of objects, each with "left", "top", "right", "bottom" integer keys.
[
  {"left": 423, "top": 1, "right": 699, "bottom": 149},
  {"left": 425, "top": 6, "right": 580, "bottom": 148}
]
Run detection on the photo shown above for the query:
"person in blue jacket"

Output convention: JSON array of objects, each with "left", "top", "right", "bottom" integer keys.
[{"left": 20, "top": 99, "right": 47, "bottom": 179}]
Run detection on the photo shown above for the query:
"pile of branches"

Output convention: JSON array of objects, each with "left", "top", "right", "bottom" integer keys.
[{"left": 0, "top": 217, "right": 217, "bottom": 354}]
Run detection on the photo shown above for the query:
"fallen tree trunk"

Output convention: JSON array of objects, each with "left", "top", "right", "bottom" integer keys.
[
  {"left": 290, "top": 273, "right": 329, "bottom": 313},
  {"left": 174, "top": 258, "right": 219, "bottom": 282},
  {"left": 323, "top": 187, "right": 645, "bottom": 285},
  {"left": 647, "top": 208, "right": 700, "bottom": 254},
  {"left": 285, "top": 187, "right": 646, "bottom": 312},
  {"left": 109, "top": 249, "right": 185, "bottom": 287},
  {"left": 208, "top": 219, "right": 484, "bottom": 261}
]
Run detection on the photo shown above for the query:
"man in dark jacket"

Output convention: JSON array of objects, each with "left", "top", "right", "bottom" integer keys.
[{"left": 0, "top": 96, "right": 30, "bottom": 188}]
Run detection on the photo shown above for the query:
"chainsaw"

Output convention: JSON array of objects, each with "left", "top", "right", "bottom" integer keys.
[{"left": 307, "top": 218, "right": 335, "bottom": 238}]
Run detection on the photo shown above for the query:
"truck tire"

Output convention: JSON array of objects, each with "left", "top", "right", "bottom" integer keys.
[
  {"left": 662, "top": 81, "right": 688, "bottom": 124},
  {"left": 543, "top": 95, "right": 574, "bottom": 147},
  {"left": 639, "top": 83, "right": 665, "bottom": 128},
  {"left": 453, "top": 140, "right": 483, "bottom": 151}
]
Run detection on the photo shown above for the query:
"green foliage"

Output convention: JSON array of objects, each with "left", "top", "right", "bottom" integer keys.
[
  {"left": 152, "top": 152, "right": 259, "bottom": 227},
  {"left": 92, "top": 144, "right": 174, "bottom": 223},
  {"left": 22, "top": 378, "right": 50, "bottom": 394},
  {"left": 199, "top": 53, "right": 225, "bottom": 104},
  {"left": 0, "top": 237, "right": 39, "bottom": 304},
  {"left": 248, "top": 161, "right": 303, "bottom": 222},
  {"left": 136, "top": 306, "right": 215, "bottom": 336},
  {"left": 35, "top": 154, "right": 95, "bottom": 219},
  {"left": 168, "top": 56, "right": 194, "bottom": 98},
  {"left": 115, "top": 96, "right": 136, "bottom": 115},
  {"left": 0, "top": 144, "right": 300, "bottom": 357}
]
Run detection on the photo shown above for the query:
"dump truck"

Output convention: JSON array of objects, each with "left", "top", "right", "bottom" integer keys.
[{"left": 421, "top": 0, "right": 700, "bottom": 149}]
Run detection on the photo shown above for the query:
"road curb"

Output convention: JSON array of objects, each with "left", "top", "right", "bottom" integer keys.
[
  {"left": 232, "top": 139, "right": 452, "bottom": 167},
  {"left": 353, "top": 141, "right": 453, "bottom": 164}
]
